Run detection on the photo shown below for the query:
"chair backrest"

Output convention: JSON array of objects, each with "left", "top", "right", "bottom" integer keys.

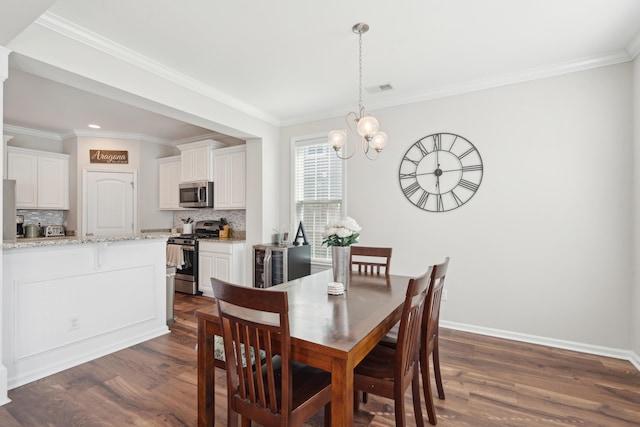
[
  {"left": 395, "top": 265, "right": 433, "bottom": 382},
  {"left": 350, "top": 246, "right": 392, "bottom": 275},
  {"left": 424, "top": 257, "right": 450, "bottom": 354},
  {"left": 211, "top": 278, "right": 292, "bottom": 426}
]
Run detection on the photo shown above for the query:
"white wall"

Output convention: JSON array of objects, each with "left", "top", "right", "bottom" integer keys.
[
  {"left": 281, "top": 63, "right": 635, "bottom": 352},
  {"left": 139, "top": 142, "right": 176, "bottom": 230},
  {"left": 632, "top": 55, "right": 640, "bottom": 359}
]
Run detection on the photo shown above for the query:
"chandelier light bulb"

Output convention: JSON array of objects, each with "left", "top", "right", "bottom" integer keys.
[
  {"left": 356, "top": 116, "right": 379, "bottom": 138},
  {"left": 328, "top": 130, "right": 347, "bottom": 150},
  {"left": 369, "top": 131, "right": 388, "bottom": 152}
]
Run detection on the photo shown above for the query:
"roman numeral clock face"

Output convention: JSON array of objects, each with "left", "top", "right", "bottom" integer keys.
[{"left": 399, "top": 133, "right": 483, "bottom": 212}]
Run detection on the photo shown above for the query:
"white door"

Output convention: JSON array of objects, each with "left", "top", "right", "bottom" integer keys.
[{"left": 85, "top": 170, "right": 136, "bottom": 237}]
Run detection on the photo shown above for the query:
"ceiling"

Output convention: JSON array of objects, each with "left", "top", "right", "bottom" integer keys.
[{"left": 3, "top": 0, "right": 640, "bottom": 143}]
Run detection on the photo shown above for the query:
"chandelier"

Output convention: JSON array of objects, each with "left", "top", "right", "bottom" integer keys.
[{"left": 328, "top": 23, "right": 388, "bottom": 160}]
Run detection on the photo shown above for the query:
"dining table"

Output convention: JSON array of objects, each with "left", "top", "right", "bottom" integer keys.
[{"left": 196, "top": 268, "right": 412, "bottom": 427}]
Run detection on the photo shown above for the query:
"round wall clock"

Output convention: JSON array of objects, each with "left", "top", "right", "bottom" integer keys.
[{"left": 399, "top": 132, "right": 483, "bottom": 212}]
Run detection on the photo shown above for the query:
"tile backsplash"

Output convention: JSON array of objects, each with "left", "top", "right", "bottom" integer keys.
[
  {"left": 18, "top": 210, "right": 64, "bottom": 226},
  {"left": 173, "top": 209, "right": 246, "bottom": 232}
]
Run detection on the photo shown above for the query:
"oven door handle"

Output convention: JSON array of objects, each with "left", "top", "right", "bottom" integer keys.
[{"left": 182, "top": 246, "right": 195, "bottom": 251}]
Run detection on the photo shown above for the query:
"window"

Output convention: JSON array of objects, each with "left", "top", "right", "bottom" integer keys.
[{"left": 293, "top": 134, "right": 344, "bottom": 262}]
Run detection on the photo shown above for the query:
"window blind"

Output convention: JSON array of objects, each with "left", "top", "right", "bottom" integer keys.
[{"left": 294, "top": 141, "right": 343, "bottom": 261}]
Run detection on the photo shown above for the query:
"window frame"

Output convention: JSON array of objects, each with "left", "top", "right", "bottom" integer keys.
[{"left": 290, "top": 133, "right": 347, "bottom": 264}]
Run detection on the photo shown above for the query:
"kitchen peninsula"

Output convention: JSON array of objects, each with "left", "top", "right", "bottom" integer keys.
[{"left": 2, "top": 233, "right": 172, "bottom": 389}]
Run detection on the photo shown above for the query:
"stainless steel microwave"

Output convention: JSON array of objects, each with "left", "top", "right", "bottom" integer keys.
[{"left": 179, "top": 181, "right": 214, "bottom": 208}]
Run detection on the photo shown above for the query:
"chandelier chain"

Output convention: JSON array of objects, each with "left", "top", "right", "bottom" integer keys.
[{"left": 358, "top": 31, "right": 363, "bottom": 113}]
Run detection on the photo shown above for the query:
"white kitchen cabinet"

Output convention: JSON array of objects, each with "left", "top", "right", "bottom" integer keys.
[
  {"left": 7, "top": 147, "right": 69, "bottom": 209},
  {"left": 213, "top": 146, "right": 246, "bottom": 209},
  {"left": 198, "top": 241, "right": 246, "bottom": 297},
  {"left": 178, "top": 140, "right": 223, "bottom": 182},
  {"left": 157, "top": 156, "right": 183, "bottom": 210}
]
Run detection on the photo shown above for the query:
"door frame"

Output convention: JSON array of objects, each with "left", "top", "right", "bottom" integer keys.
[{"left": 82, "top": 168, "right": 138, "bottom": 237}]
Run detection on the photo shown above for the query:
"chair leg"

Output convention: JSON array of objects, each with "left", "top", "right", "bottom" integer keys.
[
  {"left": 422, "top": 349, "right": 437, "bottom": 425},
  {"left": 433, "top": 340, "right": 445, "bottom": 400},
  {"left": 324, "top": 403, "right": 331, "bottom": 427},
  {"left": 412, "top": 368, "right": 426, "bottom": 427},
  {"left": 354, "top": 389, "right": 360, "bottom": 411},
  {"left": 394, "top": 384, "right": 407, "bottom": 427},
  {"left": 362, "top": 391, "right": 368, "bottom": 403}
]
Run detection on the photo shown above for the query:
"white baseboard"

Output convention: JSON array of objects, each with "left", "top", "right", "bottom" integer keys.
[
  {"left": 0, "top": 365, "right": 11, "bottom": 406},
  {"left": 441, "top": 320, "right": 640, "bottom": 373}
]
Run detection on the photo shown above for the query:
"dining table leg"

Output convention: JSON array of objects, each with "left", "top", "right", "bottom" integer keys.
[{"left": 331, "top": 358, "right": 354, "bottom": 426}]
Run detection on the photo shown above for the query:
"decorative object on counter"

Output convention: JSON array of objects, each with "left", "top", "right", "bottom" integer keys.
[
  {"left": 322, "top": 216, "right": 361, "bottom": 290},
  {"left": 24, "top": 224, "right": 39, "bottom": 238},
  {"left": 182, "top": 217, "right": 193, "bottom": 234},
  {"left": 293, "top": 221, "right": 309, "bottom": 246},
  {"left": 327, "top": 281, "right": 345, "bottom": 296},
  {"left": 279, "top": 224, "right": 291, "bottom": 245},
  {"left": 328, "top": 23, "right": 388, "bottom": 161},
  {"left": 272, "top": 229, "right": 280, "bottom": 244}
]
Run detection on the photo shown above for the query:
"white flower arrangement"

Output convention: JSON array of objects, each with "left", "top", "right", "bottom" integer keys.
[{"left": 322, "top": 216, "right": 362, "bottom": 247}]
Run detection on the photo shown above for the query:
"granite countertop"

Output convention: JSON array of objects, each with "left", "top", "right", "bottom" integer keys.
[
  {"left": 3, "top": 232, "right": 246, "bottom": 249},
  {"left": 197, "top": 237, "right": 247, "bottom": 243},
  {"left": 2, "top": 232, "right": 177, "bottom": 249}
]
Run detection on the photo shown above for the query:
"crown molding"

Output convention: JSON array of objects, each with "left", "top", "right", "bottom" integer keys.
[
  {"left": 4, "top": 124, "right": 175, "bottom": 145},
  {"left": 281, "top": 50, "right": 633, "bottom": 127},
  {"left": 3, "top": 124, "right": 62, "bottom": 141},
  {"left": 35, "top": 12, "right": 280, "bottom": 127},
  {"left": 62, "top": 129, "right": 170, "bottom": 145},
  {"left": 626, "top": 30, "right": 640, "bottom": 60},
  {"left": 0, "top": 45, "right": 11, "bottom": 81}
]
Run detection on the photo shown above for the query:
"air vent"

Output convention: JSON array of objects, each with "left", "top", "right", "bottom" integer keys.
[{"left": 366, "top": 83, "right": 394, "bottom": 94}]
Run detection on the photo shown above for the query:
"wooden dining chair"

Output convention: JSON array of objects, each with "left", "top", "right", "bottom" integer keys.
[
  {"left": 350, "top": 246, "right": 392, "bottom": 275},
  {"left": 380, "top": 257, "right": 450, "bottom": 425},
  {"left": 211, "top": 278, "right": 332, "bottom": 427},
  {"left": 353, "top": 265, "right": 433, "bottom": 427}
]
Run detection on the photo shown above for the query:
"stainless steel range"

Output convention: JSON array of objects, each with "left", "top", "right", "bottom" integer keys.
[{"left": 167, "top": 219, "right": 227, "bottom": 295}]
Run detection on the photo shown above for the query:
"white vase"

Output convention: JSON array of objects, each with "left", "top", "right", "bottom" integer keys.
[{"left": 331, "top": 246, "right": 351, "bottom": 290}]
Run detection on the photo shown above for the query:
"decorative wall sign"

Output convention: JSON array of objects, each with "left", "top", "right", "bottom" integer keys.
[
  {"left": 399, "top": 132, "right": 483, "bottom": 212},
  {"left": 90, "top": 150, "right": 129, "bottom": 164}
]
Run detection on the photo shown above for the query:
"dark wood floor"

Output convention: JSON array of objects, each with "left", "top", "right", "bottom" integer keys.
[{"left": 0, "top": 292, "right": 639, "bottom": 426}]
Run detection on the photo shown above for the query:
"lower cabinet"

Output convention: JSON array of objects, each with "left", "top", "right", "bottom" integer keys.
[{"left": 198, "top": 241, "right": 246, "bottom": 297}]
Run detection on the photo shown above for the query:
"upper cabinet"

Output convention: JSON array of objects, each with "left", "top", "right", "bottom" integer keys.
[
  {"left": 7, "top": 147, "right": 70, "bottom": 210},
  {"left": 158, "top": 155, "right": 183, "bottom": 210},
  {"left": 178, "top": 140, "right": 223, "bottom": 182},
  {"left": 213, "top": 146, "right": 246, "bottom": 210}
]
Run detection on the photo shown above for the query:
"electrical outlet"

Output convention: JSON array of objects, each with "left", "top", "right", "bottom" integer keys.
[
  {"left": 69, "top": 315, "right": 80, "bottom": 330},
  {"left": 442, "top": 289, "right": 448, "bottom": 301}
]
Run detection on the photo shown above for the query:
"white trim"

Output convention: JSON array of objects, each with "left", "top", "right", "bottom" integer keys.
[
  {"left": 4, "top": 124, "right": 176, "bottom": 146},
  {"left": 35, "top": 12, "right": 279, "bottom": 126},
  {"left": 626, "top": 30, "right": 640, "bottom": 60},
  {"left": 441, "top": 320, "right": 640, "bottom": 372},
  {"left": 4, "top": 124, "right": 63, "bottom": 141},
  {"left": 0, "top": 46, "right": 10, "bottom": 81},
  {"left": 63, "top": 130, "right": 169, "bottom": 145}
]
